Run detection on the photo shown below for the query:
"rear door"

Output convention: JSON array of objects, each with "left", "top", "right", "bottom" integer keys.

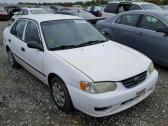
[
  {"left": 134, "top": 15, "right": 168, "bottom": 64},
  {"left": 9, "top": 19, "right": 27, "bottom": 62}
]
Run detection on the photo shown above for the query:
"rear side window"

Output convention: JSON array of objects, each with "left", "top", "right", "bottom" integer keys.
[
  {"left": 115, "top": 14, "right": 140, "bottom": 27},
  {"left": 104, "top": 3, "right": 119, "bottom": 13},
  {"left": 22, "top": 9, "right": 28, "bottom": 15},
  {"left": 141, "top": 15, "right": 167, "bottom": 31},
  {"left": 129, "top": 4, "right": 142, "bottom": 10},
  {"left": 11, "top": 19, "right": 27, "bottom": 40},
  {"left": 24, "top": 21, "right": 41, "bottom": 44}
]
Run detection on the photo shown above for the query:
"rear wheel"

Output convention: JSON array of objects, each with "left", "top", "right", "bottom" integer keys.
[
  {"left": 7, "top": 50, "right": 20, "bottom": 69},
  {"left": 50, "top": 76, "right": 73, "bottom": 112}
]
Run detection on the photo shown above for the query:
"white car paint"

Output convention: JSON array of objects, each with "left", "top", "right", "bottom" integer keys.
[
  {"left": 11, "top": 8, "right": 50, "bottom": 21},
  {"left": 3, "top": 14, "right": 158, "bottom": 117}
]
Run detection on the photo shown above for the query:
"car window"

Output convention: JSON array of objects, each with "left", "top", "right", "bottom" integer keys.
[
  {"left": 141, "top": 15, "right": 167, "bottom": 31},
  {"left": 22, "top": 9, "right": 28, "bottom": 15},
  {"left": 11, "top": 19, "right": 27, "bottom": 40},
  {"left": 41, "top": 20, "right": 107, "bottom": 50},
  {"left": 129, "top": 4, "right": 142, "bottom": 10},
  {"left": 24, "top": 21, "right": 41, "bottom": 44},
  {"left": 104, "top": 3, "right": 119, "bottom": 13},
  {"left": 18, "top": 10, "right": 23, "bottom": 15},
  {"left": 115, "top": 14, "right": 140, "bottom": 27}
]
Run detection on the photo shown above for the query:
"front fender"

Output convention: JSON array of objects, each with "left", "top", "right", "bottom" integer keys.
[{"left": 43, "top": 51, "right": 93, "bottom": 87}]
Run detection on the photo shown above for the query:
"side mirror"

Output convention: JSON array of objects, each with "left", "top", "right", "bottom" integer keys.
[
  {"left": 156, "top": 28, "right": 168, "bottom": 34},
  {"left": 27, "top": 41, "right": 43, "bottom": 51}
]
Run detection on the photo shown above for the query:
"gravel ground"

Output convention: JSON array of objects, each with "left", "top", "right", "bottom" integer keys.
[{"left": 0, "top": 21, "right": 168, "bottom": 126}]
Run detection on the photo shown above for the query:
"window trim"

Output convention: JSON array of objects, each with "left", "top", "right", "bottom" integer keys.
[
  {"left": 139, "top": 14, "right": 168, "bottom": 31},
  {"left": 23, "top": 19, "right": 42, "bottom": 42},
  {"left": 10, "top": 19, "right": 28, "bottom": 41}
]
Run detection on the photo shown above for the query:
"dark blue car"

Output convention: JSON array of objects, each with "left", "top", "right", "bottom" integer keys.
[{"left": 96, "top": 10, "right": 168, "bottom": 67}]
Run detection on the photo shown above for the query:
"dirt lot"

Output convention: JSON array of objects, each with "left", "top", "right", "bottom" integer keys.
[{"left": 0, "top": 21, "right": 168, "bottom": 126}]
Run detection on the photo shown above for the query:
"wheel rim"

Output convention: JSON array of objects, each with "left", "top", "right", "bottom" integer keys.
[
  {"left": 8, "top": 51, "right": 14, "bottom": 66},
  {"left": 52, "top": 82, "right": 65, "bottom": 107}
]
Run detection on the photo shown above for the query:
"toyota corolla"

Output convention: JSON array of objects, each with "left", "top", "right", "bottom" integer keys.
[{"left": 3, "top": 14, "right": 158, "bottom": 117}]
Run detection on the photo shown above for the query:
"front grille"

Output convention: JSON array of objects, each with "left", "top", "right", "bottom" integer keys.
[{"left": 121, "top": 71, "right": 147, "bottom": 89}]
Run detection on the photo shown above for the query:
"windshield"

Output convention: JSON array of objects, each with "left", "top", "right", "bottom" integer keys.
[
  {"left": 141, "top": 4, "right": 162, "bottom": 10},
  {"left": 30, "top": 9, "right": 51, "bottom": 14},
  {"left": 41, "top": 20, "right": 107, "bottom": 50}
]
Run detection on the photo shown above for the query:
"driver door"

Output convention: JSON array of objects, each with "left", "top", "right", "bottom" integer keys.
[{"left": 22, "top": 20, "right": 45, "bottom": 82}]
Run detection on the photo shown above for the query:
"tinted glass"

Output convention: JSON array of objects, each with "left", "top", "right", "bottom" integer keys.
[
  {"left": 18, "top": 10, "right": 23, "bottom": 15},
  {"left": 11, "top": 20, "right": 27, "bottom": 40},
  {"left": 24, "top": 21, "right": 41, "bottom": 43},
  {"left": 115, "top": 14, "right": 139, "bottom": 27},
  {"left": 22, "top": 9, "right": 28, "bottom": 15},
  {"left": 129, "top": 4, "right": 141, "bottom": 10},
  {"left": 104, "top": 3, "right": 119, "bottom": 13},
  {"left": 141, "top": 15, "right": 167, "bottom": 31},
  {"left": 41, "top": 20, "right": 107, "bottom": 50}
]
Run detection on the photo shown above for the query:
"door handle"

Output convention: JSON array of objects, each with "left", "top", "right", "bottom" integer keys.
[
  {"left": 136, "top": 32, "right": 143, "bottom": 36},
  {"left": 9, "top": 39, "right": 11, "bottom": 43},
  {"left": 21, "top": 47, "right": 25, "bottom": 52}
]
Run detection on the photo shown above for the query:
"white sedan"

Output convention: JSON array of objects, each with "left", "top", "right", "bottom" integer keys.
[
  {"left": 11, "top": 8, "right": 51, "bottom": 21},
  {"left": 3, "top": 14, "right": 158, "bottom": 117}
]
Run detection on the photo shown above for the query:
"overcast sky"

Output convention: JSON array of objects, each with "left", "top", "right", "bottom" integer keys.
[{"left": 0, "top": 0, "right": 90, "bottom": 4}]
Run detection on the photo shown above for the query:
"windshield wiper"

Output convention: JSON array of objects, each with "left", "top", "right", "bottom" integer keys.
[
  {"left": 77, "top": 40, "right": 107, "bottom": 47},
  {"left": 49, "top": 45, "right": 78, "bottom": 50}
]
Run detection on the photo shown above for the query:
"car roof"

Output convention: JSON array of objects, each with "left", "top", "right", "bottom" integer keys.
[
  {"left": 119, "top": 10, "right": 168, "bottom": 16},
  {"left": 20, "top": 14, "right": 82, "bottom": 22},
  {"left": 108, "top": 1, "right": 151, "bottom": 6},
  {"left": 22, "top": 7, "right": 46, "bottom": 11}
]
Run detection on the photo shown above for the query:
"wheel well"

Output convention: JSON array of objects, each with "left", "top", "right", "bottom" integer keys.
[
  {"left": 6, "top": 46, "right": 10, "bottom": 52},
  {"left": 48, "top": 73, "right": 64, "bottom": 87}
]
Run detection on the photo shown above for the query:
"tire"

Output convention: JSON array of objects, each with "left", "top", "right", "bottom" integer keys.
[
  {"left": 50, "top": 76, "right": 73, "bottom": 112},
  {"left": 7, "top": 50, "right": 20, "bottom": 69}
]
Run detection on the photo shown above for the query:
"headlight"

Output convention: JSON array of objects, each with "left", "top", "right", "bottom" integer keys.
[
  {"left": 148, "top": 62, "right": 154, "bottom": 75},
  {"left": 80, "top": 81, "right": 117, "bottom": 94}
]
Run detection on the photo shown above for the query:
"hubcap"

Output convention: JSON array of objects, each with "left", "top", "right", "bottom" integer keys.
[
  {"left": 8, "top": 51, "right": 14, "bottom": 66},
  {"left": 52, "top": 82, "right": 65, "bottom": 107}
]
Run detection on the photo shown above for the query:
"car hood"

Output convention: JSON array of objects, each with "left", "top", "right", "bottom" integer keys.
[{"left": 54, "top": 41, "right": 150, "bottom": 82}]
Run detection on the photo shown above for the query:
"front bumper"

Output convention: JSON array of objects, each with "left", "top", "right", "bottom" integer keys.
[{"left": 67, "top": 70, "right": 158, "bottom": 117}]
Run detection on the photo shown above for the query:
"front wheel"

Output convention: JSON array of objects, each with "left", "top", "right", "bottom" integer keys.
[
  {"left": 7, "top": 50, "right": 20, "bottom": 68},
  {"left": 50, "top": 77, "right": 73, "bottom": 112}
]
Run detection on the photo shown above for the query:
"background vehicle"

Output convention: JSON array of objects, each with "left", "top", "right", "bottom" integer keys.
[
  {"left": 0, "top": 8, "right": 9, "bottom": 21},
  {"left": 3, "top": 14, "right": 158, "bottom": 117},
  {"left": 97, "top": 10, "right": 168, "bottom": 67},
  {"left": 102, "top": 1, "right": 162, "bottom": 18},
  {"left": 55, "top": 8, "right": 105, "bottom": 24},
  {"left": 4, "top": 6, "right": 21, "bottom": 19},
  {"left": 12, "top": 8, "right": 51, "bottom": 21},
  {"left": 85, "top": 6, "right": 104, "bottom": 17},
  {"left": 162, "top": 5, "right": 168, "bottom": 10}
]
